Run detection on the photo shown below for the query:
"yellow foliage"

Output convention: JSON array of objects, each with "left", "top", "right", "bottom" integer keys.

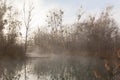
[
  {"left": 93, "top": 70, "right": 101, "bottom": 78},
  {"left": 104, "top": 60, "right": 110, "bottom": 71}
]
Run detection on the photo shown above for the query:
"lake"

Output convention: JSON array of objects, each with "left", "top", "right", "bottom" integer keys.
[{"left": 0, "top": 55, "right": 115, "bottom": 80}]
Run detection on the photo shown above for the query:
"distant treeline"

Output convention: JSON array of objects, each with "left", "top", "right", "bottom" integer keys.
[
  {"left": 34, "top": 6, "right": 120, "bottom": 58},
  {"left": 0, "top": 0, "right": 120, "bottom": 58}
]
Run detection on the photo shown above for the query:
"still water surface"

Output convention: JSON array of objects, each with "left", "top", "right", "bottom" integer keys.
[{"left": 0, "top": 56, "right": 107, "bottom": 80}]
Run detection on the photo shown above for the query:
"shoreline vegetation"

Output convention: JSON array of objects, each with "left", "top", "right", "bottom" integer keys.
[
  {"left": 34, "top": 6, "right": 120, "bottom": 59},
  {"left": 0, "top": 0, "right": 119, "bottom": 59}
]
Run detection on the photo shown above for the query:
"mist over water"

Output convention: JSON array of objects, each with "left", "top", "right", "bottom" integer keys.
[
  {"left": 1, "top": 0, "right": 120, "bottom": 80},
  {"left": 21, "top": 54, "right": 106, "bottom": 80},
  {"left": 0, "top": 46, "right": 118, "bottom": 80}
]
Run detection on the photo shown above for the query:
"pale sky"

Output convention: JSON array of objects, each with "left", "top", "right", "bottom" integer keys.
[
  {"left": 11, "top": 0, "right": 120, "bottom": 36},
  {"left": 13, "top": 0, "right": 120, "bottom": 25}
]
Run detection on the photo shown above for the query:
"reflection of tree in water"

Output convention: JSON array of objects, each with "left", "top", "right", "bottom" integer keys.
[
  {"left": 33, "top": 57, "right": 98, "bottom": 80},
  {"left": 0, "top": 58, "right": 26, "bottom": 80}
]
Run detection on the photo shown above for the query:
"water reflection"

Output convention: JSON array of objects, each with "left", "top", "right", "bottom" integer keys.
[
  {"left": 0, "top": 56, "right": 110, "bottom": 80},
  {"left": 31, "top": 56, "right": 104, "bottom": 80},
  {"left": 0, "top": 57, "right": 26, "bottom": 80}
]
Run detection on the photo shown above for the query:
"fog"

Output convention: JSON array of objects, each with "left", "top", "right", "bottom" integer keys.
[{"left": 0, "top": 0, "right": 120, "bottom": 80}]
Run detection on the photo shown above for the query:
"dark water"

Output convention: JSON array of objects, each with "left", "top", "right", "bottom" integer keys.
[
  {"left": 0, "top": 56, "right": 111, "bottom": 80},
  {"left": 0, "top": 57, "right": 25, "bottom": 80}
]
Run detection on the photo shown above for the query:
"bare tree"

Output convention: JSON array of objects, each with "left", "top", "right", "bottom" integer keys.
[
  {"left": 77, "top": 6, "right": 85, "bottom": 22},
  {"left": 23, "top": 1, "right": 34, "bottom": 53},
  {"left": 23, "top": 1, "right": 34, "bottom": 80}
]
